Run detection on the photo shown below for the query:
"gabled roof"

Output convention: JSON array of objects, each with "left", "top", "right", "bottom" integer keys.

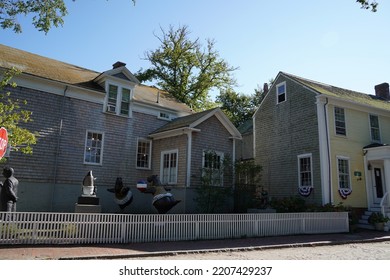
[
  {"left": 281, "top": 72, "right": 390, "bottom": 111},
  {"left": 149, "top": 107, "right": 242, "bottom": 139},
  {"left": 0, "top": 44, "right": 104, "bottom": 92},
  {"left": 0, "top": 44, "right": 193, "bottom": 113}
]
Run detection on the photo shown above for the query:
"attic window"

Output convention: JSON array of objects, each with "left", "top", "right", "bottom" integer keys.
[
  {"left": 106, "top": 84, "right": 132, "bottom": 117},
  {"left": 159, "top": 112, "right": 171, "bottom": 120},
  {"left": 276, "top": 82, "right": 286, "bottom": 104}
]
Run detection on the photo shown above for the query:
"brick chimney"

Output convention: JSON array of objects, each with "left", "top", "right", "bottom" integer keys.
[
  {"left": 263, "top": 83, "right": 269, "bottom": 94},
  {"left": 112, "top": 61, "right": 126, "bottom": 69},
  {"left": 374, "top": 82, "right": 390, "bottom": 101}
]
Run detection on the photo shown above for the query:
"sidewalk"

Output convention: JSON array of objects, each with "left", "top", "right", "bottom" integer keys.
[{"left": 0, "top": 229, "right": 389, "bottom": 260}]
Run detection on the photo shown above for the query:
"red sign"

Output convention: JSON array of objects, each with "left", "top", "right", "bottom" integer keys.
[{"left": 0, "top": 127, "right": 8, "bottom": 159}]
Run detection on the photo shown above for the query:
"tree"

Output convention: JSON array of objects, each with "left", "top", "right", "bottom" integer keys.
[
  {"left": 357, "top": 0, "right": 378, "bottom": 12},
  {"left": 0, "top": 0, "right": 68, "bottom": 34},
  {"left": 135, "top": 25, "right": 238, "bottom": 111},
  {"left": 0, "top": 0, "right": 136, "bottom": 34},
  {"left": 0, "top": 68, "right": 37, "bottom": 161},
  {"left": 216, "top": 81, "right": 271, "bottom": 128},
  {"left": 216, "top": 89, "right": 254, "bottom": 128}
]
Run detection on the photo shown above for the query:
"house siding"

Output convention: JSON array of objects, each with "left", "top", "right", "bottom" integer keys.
[
  {"left": 327, "top": 102, "right": 390, "bottom": 207},
  {"left": 254, "top": 75, "right": 322, "bottom": 204},
  {"left": 2, "top": 85, "right": 172, "bottom": 213}
]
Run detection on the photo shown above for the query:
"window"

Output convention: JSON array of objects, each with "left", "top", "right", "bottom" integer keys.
[
  {"left": 84, "top": 130, "right": 104, "bottom": 165},
  {"left": 159, "top": 112, "right": 171, "bottom": 120},
  {"left": 276, "top": 82, "right": 286, "bottom": 104},
  {"left": 337, "top": 157, "right": 350, "bottom": 190},
  {"left": 120, "top": 88, "right": 131, "bottom": 115},
  {"left": 369, "top": 114, "right": 381, "bottom": 143},
  {"left": 107, "top": 85, "right": 118, "bottom": 113},
  {"left": 334, "top": 107, "right": 346, "bottom": 136},
  {"left": 202, "top": 150, "right": 224, "bottom": 186},
  {"left": 298, "top": 154, "right": 312, "bottom": 188},
  {"left": 161, "top": 150, "right": 178, "bottom": 184},
  {"left": 106, "top": 84, "right": 132, "bottom": 117},
  {"left": 136, "top": 139, "right": 151, "bottom": 169}
]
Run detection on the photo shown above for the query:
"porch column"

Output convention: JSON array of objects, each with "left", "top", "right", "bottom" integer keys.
[
  {"left": 383, "top": 159, "right": 390, "bottom": 195},
  {"left": 186, "top": 131, "right": 192, "bottom": 187}
]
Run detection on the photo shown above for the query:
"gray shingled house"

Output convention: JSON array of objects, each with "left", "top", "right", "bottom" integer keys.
[
  {"left": 0, "top": 44, "right": 241, "bottom": 214},
  {"left": 253, "top": 71, "right": 390, "bottom": 217}
]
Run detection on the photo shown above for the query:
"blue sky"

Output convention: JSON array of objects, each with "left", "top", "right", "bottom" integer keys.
[{"left": 1, "top": 0, "right": 390, "bottom": 99}]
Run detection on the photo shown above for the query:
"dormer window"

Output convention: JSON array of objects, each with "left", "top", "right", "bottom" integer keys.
[
  {"left": 106, "top": 84, "right": 132, "bottom": 117},
  {"left": 276, "top": 82, "right": 286, "bottom": 104}
]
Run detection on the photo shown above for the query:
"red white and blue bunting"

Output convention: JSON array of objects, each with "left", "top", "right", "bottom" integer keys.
[
  {"left": 339, "top": 188, "right": 352, "bottom": 199},
  {"left": 298, "top": 186, "right": 313, "bottom": 197}
]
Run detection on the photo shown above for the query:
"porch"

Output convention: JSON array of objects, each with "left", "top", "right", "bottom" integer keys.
[{"left": 363, "top": 144, "right": 390, "bottom": 217}]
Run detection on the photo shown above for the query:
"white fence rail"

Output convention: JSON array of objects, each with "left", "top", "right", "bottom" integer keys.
[{"left": 0, "top": 211, "right": 349, "bottom": 245}]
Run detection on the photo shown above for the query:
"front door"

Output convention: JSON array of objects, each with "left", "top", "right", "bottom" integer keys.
[{"left": 372, "top": 166, "right": 385, "bottom": 204}]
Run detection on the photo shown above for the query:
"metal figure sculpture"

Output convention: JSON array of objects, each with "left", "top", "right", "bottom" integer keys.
[
  {"left": 141, "top": 175, "right": 181, "bottom": 214},
  {"left": 107, "top": 177, "right": 133, "bottom": 211}
]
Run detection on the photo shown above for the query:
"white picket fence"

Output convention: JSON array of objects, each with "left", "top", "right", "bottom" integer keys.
[{"left": 0, "top": 211, "right": 349, "bottom": 245}]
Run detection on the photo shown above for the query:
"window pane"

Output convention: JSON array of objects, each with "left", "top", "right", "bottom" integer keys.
[
  {"left": 84, "top": 131, "right": 103, "bottom": 164},
  {"left": 137, "top": 140, "right": 150, "bottom": 168},
  {"left": 120, "top": 88, "right": 130, "bottom": 115},
  {"left": 107, "top": 85, "right": 118, "bottom": 112},
  {"left": 161, "top": 151, "right": 178, "bottom": 184},
  {"left": 370, "top": 115, "right": 381, "bottom": 142},
  {"left": 338, "top": 158, "right": 350, "bottom": 189},
  {"left": 335, "top": 107, "right": 346, "bottom": 136},
  {"left": 299, "top": 156, "right": 312, "bottom": 187}
]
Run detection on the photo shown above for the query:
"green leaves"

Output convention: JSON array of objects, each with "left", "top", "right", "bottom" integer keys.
[
  {"left": 356, "top": 0, "right": 378, "bottom": 12},
  {"left": 135, "top": 25, "right": 237, "bottom": 111},
  {"left": 0, "top": 68, "right": 37, "bottom": 159},
  {"left": 0, "top": 0, "right": 68, "bottom": 33}
]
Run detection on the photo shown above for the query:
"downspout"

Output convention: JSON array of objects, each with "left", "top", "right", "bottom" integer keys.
[{"left": 51, "top": 85, "right": 68, "bottom": 211}]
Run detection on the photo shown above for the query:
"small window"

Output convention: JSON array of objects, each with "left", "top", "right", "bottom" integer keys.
[
  {"left": 136, "top": 138, "right": 151, "bottom": 169},
  {"left": 369, "top": 114, "right": 381, "bottom": 143},
  {"left": 202, "top": 150, "right": 224, "bottom": 187},
  {"left": 334, "top": 107, "right": 346, "bottom": 136},
  {"left": 161, "top": 150, "right": 178, "bottom": 184},
  {"left": 84, "top": 130, "right": 104, "bottom": 165},
  {"left": 159, "top": 112, "right": 171, "bottom": 120},
  {"left": 276, "top": 82, "right": 286, "bottom": 104},
  {"left": 337, "top": 157, "right": 350, "bottom": 190},
  {"left": 298, "top": 154, "right": 312, "bottom": 188}
]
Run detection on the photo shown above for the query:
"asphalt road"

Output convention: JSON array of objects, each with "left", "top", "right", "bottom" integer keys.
[{"left": 130, "top": 240, "right": 390, "bottom": 260}]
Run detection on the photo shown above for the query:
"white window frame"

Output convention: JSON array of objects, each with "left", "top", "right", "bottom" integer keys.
[
  {"left": 160, "top": 149, "right": 178, "bottom": 184},
  {"left": 105, "top": 83, "right": 132, "bottom": 117},
  {"left": 202, "top": 150, "right": 224, "bottom": 187},
  {"left": 334, "top": 106, "right": 347, "bottom": 136},
  {"left": 369, "top": 114, "right": 381, "bottom": 143},
  {"left": 276, "top": 81, "right": 287, "bottom": 104},
  {"left": 136, "top": 138, "right": 152, "bottom": 170},
  {"left": 84, "top": 130, "right": 104, "bottom": 165},
  {"left": 297, "top": 153, "right": 313, "bottom": 188},
  {"left": 337, "top": 156, "right": 351, "bottom": 190}
]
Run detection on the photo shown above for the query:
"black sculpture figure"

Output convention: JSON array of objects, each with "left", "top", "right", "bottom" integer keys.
[
  {"left": 0, "top": 167, "right": 18, "bottom": 212},
  {"left": 143, "top": 175, "right": 181, "bottom": 214},
  {"left": 107, "top": 177, "right": 133, "bottom": 211}
]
